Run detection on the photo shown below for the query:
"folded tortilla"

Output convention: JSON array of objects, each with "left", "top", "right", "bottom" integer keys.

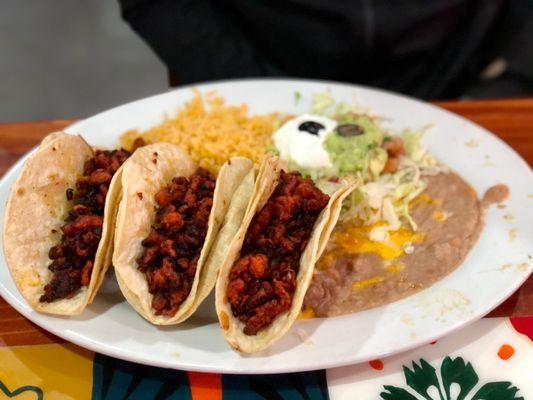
[
  {"left": 215, "top": 156, "right": 357, "bottom": 353},
  {"left": 3, "top": 132, "right": 122, "bottom": 315},
  {"left": 113, "top": 143, "right": 255, "bottom": 324}
]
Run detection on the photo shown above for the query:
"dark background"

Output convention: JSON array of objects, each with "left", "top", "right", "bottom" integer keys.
[{"left": 2, "top": 0, "right": 531, "bottom": 122}]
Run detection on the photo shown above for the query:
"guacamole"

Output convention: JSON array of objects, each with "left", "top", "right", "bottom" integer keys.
[{"left": 324, "top": 116, "right": 386, "bottom": 178}]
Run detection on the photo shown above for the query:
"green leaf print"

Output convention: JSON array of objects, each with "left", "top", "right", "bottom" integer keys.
[
  {"left": 471, "top": 382, "right": 524, "bottom": 400},
  {"left": 379, "top": 357, "right": 524, "bottom": 400},
  {"left": 403, "top": 359, "right": 443, "bottom": 400},
  {"left": 440, "top": 356, "right": 478, "bottom": 400},
  {"left": 380, "top": 386, "right": 419, "bottom": 400}
]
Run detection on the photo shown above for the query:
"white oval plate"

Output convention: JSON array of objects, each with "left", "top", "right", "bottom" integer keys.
[{"left": 1, "top": 79, "right": 532, "bottom": 374}]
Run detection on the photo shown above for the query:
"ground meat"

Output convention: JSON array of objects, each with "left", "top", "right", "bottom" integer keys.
[
  {"left": 138, "top": 168, "right": 215, "bottom": 316},
  {"left": 227, "top": 171, "right": 329, "bottom": 335},
  {"left": 40, "top": 149, "right": 130, "bottom": 303}
]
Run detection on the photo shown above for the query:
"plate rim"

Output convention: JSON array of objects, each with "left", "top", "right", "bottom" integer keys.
[{"left": 1, "top": 78, "right": 532, "bottom": 374}]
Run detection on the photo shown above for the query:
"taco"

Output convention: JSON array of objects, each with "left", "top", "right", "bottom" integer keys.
[
  {"left": 3, "top": 132, "right": 130, "bottom": 315},
  {"left": 112, "top": 143, "right": 255, "bottom": 324},
  {"left": 215, "top": 156, "right": 356, "bottom": 353}
]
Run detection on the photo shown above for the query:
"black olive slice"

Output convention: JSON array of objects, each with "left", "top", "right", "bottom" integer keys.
[
  {"left": 298, "top": 121, "right": 325, "bottom": 135},
  {"left": 337, "top": 123, "right": 364, "bottom": 137}
]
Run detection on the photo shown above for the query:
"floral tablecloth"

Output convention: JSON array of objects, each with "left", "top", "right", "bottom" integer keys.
[{"left": 1, "top": 316, "right": 531, "bottom": 399}]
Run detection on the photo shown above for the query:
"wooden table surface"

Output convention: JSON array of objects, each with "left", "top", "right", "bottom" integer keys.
[{"left": 1, "top": 99, "right": 532, "bottom": 346}]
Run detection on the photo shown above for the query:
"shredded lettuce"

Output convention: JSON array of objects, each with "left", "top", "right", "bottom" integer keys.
[
  {"left": 402, "top": 127, "right": 447, "bottom": 175},
  {"left": 311, "top": 92, "right": 347, "bottom": 117},
  {"left": 285, "top": 92, "right": 445, "bottom": 243},
  {"left": 311, "top": 92, "right": 376, "bottom": 119},
  {"left": 310, "top": 93, "right": 445, "bottom": 240},
  {"left": 339, "top": 165, "right": 427, "bottom": 235},
  {"left": 266, "top": 144, "right": 280, "bottom": 155},
  {"left": 294, "top": 91, "right": 302, "bottom": 106},
  {"left": 368, "top": 147, "right": 387, "bottom": 179}
]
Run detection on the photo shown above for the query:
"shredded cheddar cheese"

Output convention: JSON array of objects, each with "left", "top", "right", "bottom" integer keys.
[
  {"left": 297, "top": 307, "right": 316, "bottom": 320},
  {"left": 352, "top": 276, "right": 384, "bottom": 290},
  {"left": 385, "top": 263, "right": 406, "bottom": 273},
  {"left": 323, "top": 222, "right": 424, "bottom": 261},
  {"left": 119, "top": 91, "right": 281, "bottom": 174},
  {"left": 432, "top": 210, "right": 449, "bottom": 222},
  {"left": 409, "top": 192, "right": 442, "bottom": 209}
]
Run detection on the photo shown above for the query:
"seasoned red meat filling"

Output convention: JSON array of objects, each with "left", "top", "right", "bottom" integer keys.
[
  {"left": 40, "top": 149, "right": 130, "bottom": 303},
  {"left": 227, "top": 171, "right": 330, "bottom": 335},
  {"left": 138, "top": 168, "right": 215, "bottom": 316}
]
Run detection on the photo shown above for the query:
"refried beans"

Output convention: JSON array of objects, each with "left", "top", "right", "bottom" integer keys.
[
  {"left": 40, "top": 149, "right": 131, "bottom": 303},
  {"left": 137, "top": 168, "right": 215, "bottom": 316},
  {"left": 227, "top": 171, "right": 330, "bottom": 335},
  {"left": 304, "top": 173, "right": 509, "bottom": 317}
]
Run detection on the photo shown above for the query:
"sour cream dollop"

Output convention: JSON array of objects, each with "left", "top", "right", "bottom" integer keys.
[{"left": 273, "top": 114, "right": 337, "bottom": 169}]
